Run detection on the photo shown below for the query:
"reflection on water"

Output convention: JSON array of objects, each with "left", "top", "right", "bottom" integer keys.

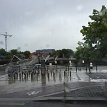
[
  {"left": 7, "top": 66, "right": 74, "bottom": 87},
  {"left": 41, "top": 73, "right": 46, "bottom": 87},
  {"left": 59, "top": 70, "right": 62, "bottom": 82}
]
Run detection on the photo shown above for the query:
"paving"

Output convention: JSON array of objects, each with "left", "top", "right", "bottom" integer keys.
[
  {"left": 87, "top": 72, "right": 107, "bottom": 79},
  {"left": 0, "top": 65, "right": 107, "bottom": 101},
  {"left": 51, "top": 84, "right": 105, "bottom": 97}
]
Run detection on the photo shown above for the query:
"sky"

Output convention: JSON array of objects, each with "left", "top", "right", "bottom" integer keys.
[{"left": 0, "top": 0, "right": 107, "bottom": 52}]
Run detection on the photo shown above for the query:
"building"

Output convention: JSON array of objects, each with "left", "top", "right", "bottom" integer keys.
[{"left": 35, "top": 49, "right": 55, "bottom": 57}]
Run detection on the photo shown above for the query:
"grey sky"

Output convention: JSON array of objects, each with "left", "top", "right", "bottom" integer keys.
[{"left": 0, "top": 0, "right": 107, "bottom": 52}]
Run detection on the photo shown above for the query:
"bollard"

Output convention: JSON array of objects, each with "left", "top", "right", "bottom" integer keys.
[
  {"left": 63, "top": 81, "right": 66, "bottom": 102},
  {"left": 96, "top": 64, "right": 98, "bottom": 71},
  {"left": 64, "top": 71, "right": 66, "bottom": 78},
  {"left": 68, "top": 65, "right": 69, "bottom": 71},
  {"left": 104, "top": 82, "right": 107, "bottom": 96},
  {"left": 76, "top": 66, "right": 77, "bottom": 72},
  {"left": 86, "top": 66, "right": 87, "bottom": 72},
  {"left": 70, "top": 71, "right": 71, "bottom": 80}
]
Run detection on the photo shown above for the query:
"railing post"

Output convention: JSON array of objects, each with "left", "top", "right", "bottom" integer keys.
[
  {"left": 63, "top": 81, "right": 66, "bottom": 101},
  {"left": 104, "top": 82, "right": 107, "bottom": 96}
]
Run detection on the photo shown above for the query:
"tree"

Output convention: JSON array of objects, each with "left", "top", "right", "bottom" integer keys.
[
  {"left": 75, "top": 5, "right": 107, "bottom": 72},
  {"left": 53, "top": 49, "right": 74, "bottom": 58},
  {"left": 0, "top": 49, "right": 11, "bottom": 63},
  {"left": 75, "top": 42, "right": 91, "bottom": 67},
  {"left": 23, "top": 51, "right": 31, "bottom": 59},
  {"left": 10, "top": 49, "right": 19, "bottom": 55},
  {"left": 61, "top": 49, "right": 74, "bottom": 58},
  {"left": 0, "top": 48, "right": 6, "bottom": 56},
  {"left": 5, "top": 52, "right": 12, "bottom": 60},
  {"left": 80, "top": 5, "right": 107, "bottom": 58}
]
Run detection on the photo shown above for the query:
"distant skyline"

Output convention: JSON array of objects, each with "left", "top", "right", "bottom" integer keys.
[{"left": 0, "top": 0, "right": 107, "bottom": 52}]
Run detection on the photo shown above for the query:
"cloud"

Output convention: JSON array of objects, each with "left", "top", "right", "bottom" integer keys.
[
  {"left": 0, "top": 41, "right": 4, "bottom": 45},
  {"left": 0, "top": 0, "right": 107, "bottom": 51},
  {"left": 76, "top": 5, "right": 84, "bottom": 12}
]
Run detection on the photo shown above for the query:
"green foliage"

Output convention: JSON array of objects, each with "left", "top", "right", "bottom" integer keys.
[
  {"left": 53, "top": 49, "right": 74, "bottom": 58},
  {"left": 5, "top": 52, "right": 12, "bottom": 60},
  {"left": 23, "top": 51, "right": 31, "bottom": 59},
  {"left": 0, "top": 48, "right": 31, "bottom": 62},
  {"left": 0, "top": 49, "right": 11, "bottom": 61},
  {"left": 76, "top": 5, "right": 107, "bottom": 63},
  {"left": 82, "top": 6, "right": 107, "bottom": 56},
  {"left": 10, "top": 49, "right": 19, "bottom": 55},
  {"left": 75, "top": 42, "right": 90, "bottom": 62},
  {"left": 0, "top": 48, "right": 6, "bottom": 56}
]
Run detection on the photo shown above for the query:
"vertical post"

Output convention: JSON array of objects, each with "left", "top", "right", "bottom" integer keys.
[
  {"left": 68, "top": 65, "right": 69, "bottom": 71},
  {"left": 64, "top": 81, "right": 66, "bottom": 101},
  {"left": 89, "top": 66, "right": 91, "bottom": 73},
  {"left": 75, "top": 60, "right": 78, "bottom": 72},
  {"left": 96, "top": 65, "right": 97, "bottom": 71},
  {"left": 96, "top": 62, "right": 97, "bottom": 71},
  {"left": 104, "top": 82, "right": 107, "bottom": 97},
  {"left": 86, "top": 65, "right": 87, "bottom": 72},
  {"left": 5, "top": 36, "right": 7, "bottom": 52},
  {"left": 1, "top": 32, "right": 12, "bottom": 52},
  {"left": 63, "top": 71, "right": 69, "bottom": 102},
  {"left": 76, "top": 63, "right": 77, "bottom": 72},
  {"left": 55, "top": 60, "right": 57, "bottom": 71}
]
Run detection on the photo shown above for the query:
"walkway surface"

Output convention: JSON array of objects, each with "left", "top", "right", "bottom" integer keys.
[{"left": 0, "top": 65, "right": 107, "bottom": 103}]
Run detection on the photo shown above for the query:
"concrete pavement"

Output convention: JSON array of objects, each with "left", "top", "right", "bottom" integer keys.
[{"left": 0, "top": 66, "right": 107, "bottom": 100}]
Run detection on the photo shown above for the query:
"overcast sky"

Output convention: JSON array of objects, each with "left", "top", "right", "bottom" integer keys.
[{"left": 0, "top": 0, "right": 107, "bottom": 52}]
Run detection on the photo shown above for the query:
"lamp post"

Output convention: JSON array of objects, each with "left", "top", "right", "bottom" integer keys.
[{"left": 1, "top": 32, "right": 12, "bottom": 52}]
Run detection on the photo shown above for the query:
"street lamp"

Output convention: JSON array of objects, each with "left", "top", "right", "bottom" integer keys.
[{"left": 1, "top": 32, "right": 12, "bottom": 51}]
